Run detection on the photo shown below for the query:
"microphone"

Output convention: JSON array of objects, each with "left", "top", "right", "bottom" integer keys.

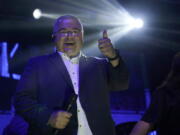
[{"left": 54, "top": 94, "right": 78, "bottom": 135}]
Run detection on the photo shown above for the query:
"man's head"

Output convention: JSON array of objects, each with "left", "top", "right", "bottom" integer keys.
[{"left": 53, "top": 15, "right": 84, "bottom": 58}]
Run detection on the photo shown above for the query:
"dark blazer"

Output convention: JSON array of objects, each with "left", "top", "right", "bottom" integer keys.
[{"left": 14, "top": 52, "right": 129, "bottom": 135}]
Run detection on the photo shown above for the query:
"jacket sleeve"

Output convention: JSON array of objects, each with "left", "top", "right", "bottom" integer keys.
[
  {"left": 14, "top": 58, "right": 53, "bottom": 132},
  {"left": 141, "top": 89, "right": 167, "bottom": 127},
  {"left": 141, "top": 90, "right": 159, "bottom": 124},
  {"left": 106, "top": 53, "right": 129, "bottom": 91}
]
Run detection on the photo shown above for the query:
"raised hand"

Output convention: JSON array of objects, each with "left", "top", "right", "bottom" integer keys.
[{"left": 98, "top": 30, "right": 116, "bottom": 58}]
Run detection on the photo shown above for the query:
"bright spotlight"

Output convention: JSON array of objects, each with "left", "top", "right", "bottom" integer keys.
[
  {"left": 33, "top": 9, "right": 42, "bottom": 19},
  {"left": 126, "top": 17, "right": 144, "bottom": 30},
  {"left": 132, "top": 18, "right": 144, "bottom": 29}
]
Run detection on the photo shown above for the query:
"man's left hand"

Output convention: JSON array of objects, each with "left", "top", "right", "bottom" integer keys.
[
  {"left": 98, "top": 30, "right": 116, "bottom": 58},
  {"left": 98, "top": 30, "right": 119, "bottom": 67}
]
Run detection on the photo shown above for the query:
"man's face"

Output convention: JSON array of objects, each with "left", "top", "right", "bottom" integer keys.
[{"left": 54, "top": 18, "right": 83, "bottom": 58}]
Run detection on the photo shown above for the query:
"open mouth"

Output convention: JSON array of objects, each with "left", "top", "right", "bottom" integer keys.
[
  {"left": 64, "top": 43, "right": 75, "bottom": 46},
  {"left": 64, "top": 43, "right": 76, "bottom": 52}
]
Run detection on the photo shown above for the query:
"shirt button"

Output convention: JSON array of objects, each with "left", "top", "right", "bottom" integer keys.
[
  {"left": 74, "top": 82, "right": 76, "bottom": 85},
  {"left": 78, "top": 110, "right": 80, "bottom": 112},
  {"left": 79, "top": 125, "right": 82, "bottom": 127}
]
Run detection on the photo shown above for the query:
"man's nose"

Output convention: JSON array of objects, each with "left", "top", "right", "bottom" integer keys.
[
  {"left": 67, "top": 32, "right": 75, "bottom": 36},
  {"left": 66, "top": 32, "right": 76, "bottom": 40}
]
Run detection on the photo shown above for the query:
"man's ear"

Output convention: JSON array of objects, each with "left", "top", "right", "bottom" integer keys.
[{"left": 52, "top": 34, "right": 56, "bottom": 42}]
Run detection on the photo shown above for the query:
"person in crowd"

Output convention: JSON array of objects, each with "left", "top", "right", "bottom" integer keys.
[{"left": 129, "top": 52, "right": 180, "bottom": 135}]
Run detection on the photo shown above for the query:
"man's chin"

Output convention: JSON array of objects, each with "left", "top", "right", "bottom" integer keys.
[{"left": 65, "top": 51, "right": 79, "bottom": 58}]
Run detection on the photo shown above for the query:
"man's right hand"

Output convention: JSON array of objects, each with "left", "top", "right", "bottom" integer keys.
[{"left": 47, "top": 111, "right": 72, "bottom": 129}]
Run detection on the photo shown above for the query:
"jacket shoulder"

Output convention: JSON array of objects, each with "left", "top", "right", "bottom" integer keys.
[{"left": 27, "top": 53, "right": 55, "bottom": 64}]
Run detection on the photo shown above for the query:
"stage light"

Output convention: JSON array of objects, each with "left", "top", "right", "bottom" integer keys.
[
  {"left": 130, "top": 18, "right": 144, "bottom": 29},
  {"left": 29, "top": 0, "right": 146, "bottom": 55},
  {"left": 133, "top": 18, "right": 144, "bottom": 28},
  {"left": 33, "top": 9, "right": 42, "bottom": 19}
]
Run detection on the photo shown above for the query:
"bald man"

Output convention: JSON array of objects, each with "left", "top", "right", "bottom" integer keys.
[{"left": 14, "top": 15, "right": 129, "bottom": 135}]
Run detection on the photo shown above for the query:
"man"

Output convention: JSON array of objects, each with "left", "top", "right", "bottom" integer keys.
[{"left": 14, "top": 15, "right": 129, "bottom": 135}]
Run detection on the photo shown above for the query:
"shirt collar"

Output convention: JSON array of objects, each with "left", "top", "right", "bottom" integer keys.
[{"left": 58, "top": 51, "right": 81, "bottom": 64}]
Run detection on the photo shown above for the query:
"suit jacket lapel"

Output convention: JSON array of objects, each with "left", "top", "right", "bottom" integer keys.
[{"left": 48, "top": 52, "right": 74, "bottom": 89}]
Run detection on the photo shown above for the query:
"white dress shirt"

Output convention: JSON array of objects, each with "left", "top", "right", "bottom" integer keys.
[{"left": 58, "top": 52, "right": 93, "bottom": 135}]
